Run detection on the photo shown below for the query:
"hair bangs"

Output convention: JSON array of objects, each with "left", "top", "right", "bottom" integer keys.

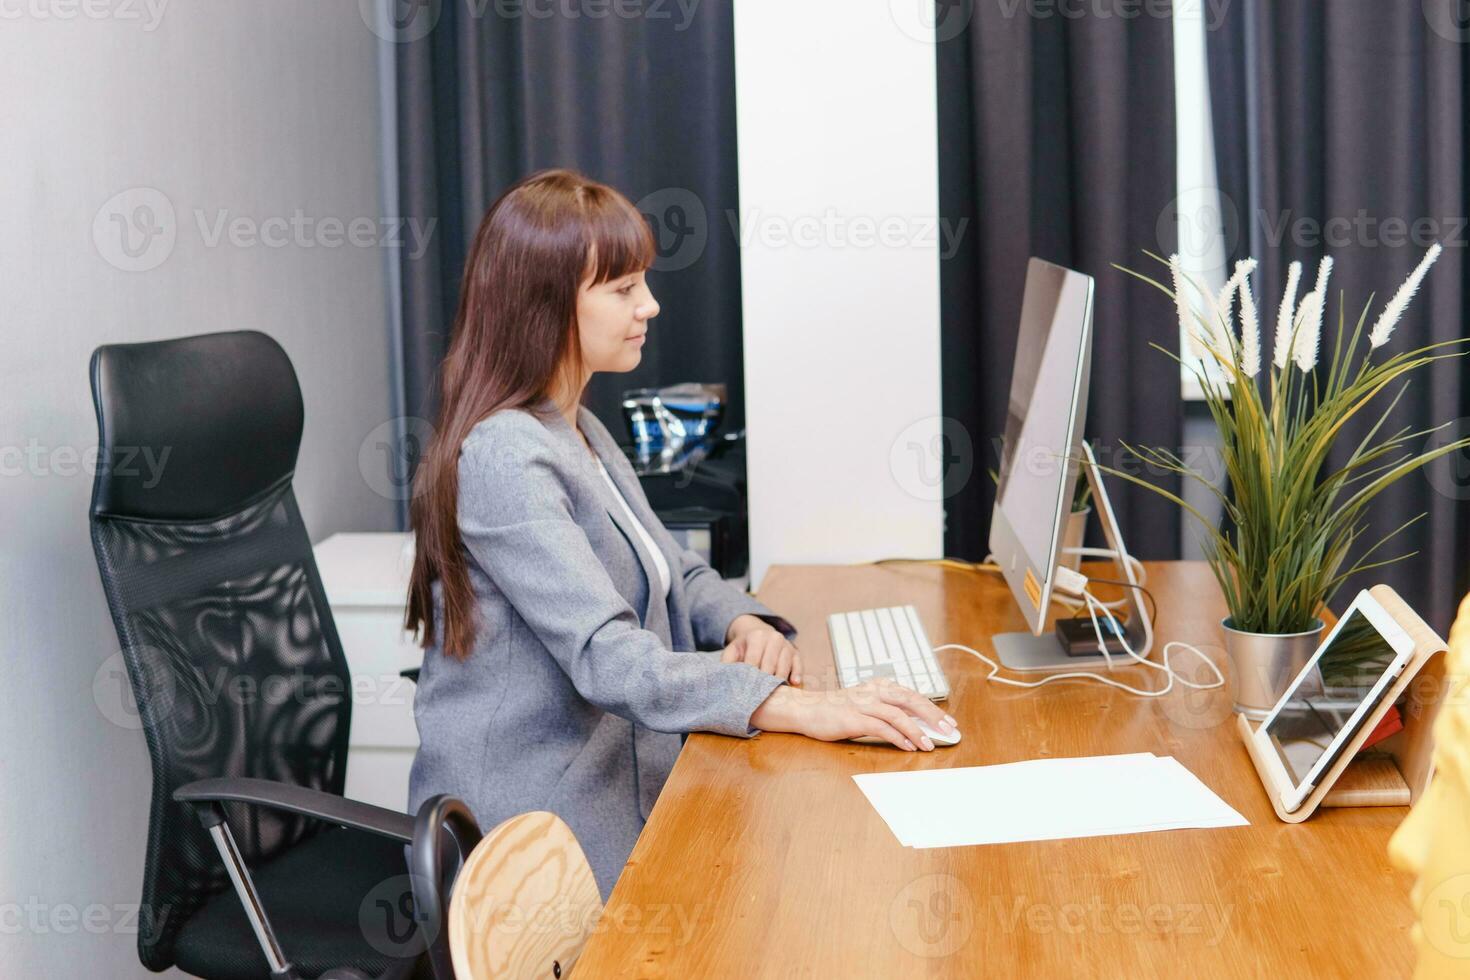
[{"left": 582, "top": 188, "right": 655, "bottom": 285}]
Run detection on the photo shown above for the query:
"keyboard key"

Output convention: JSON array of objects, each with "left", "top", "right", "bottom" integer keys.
[{"left": 828, "top": 604, "right": 949, "bottom": 702}]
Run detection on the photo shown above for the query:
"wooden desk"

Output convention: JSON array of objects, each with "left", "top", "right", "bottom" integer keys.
[{"left": 574, "top": 562, "right": 1416, "bottom": 978}]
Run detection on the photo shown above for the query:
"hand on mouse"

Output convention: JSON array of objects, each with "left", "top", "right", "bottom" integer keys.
[
  {"left": 721, "top": 619, "right": 802, "bottom": 685},
  {"left": 748, "top": 678, "right": 957, "bottom": 751}
]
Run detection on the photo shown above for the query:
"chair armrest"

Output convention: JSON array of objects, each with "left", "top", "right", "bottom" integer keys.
[
  {"left": 400, "top": 667, "right": 420, "bottom": 684},
  {"left": 174, "top": 778, "right": 413, "bottom": 843},
  {"left": 411, "top": 795, "right": 483, "bottom": 980}
]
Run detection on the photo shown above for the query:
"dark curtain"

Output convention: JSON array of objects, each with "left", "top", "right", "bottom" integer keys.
[
  {"left": 937, "top": 1, "right": 1181, "bottom": 561},
  {"left": 395, "top": 0, "right": 746, "bottom": 442},
  {"left": 1207, "top": 0, "right": 1470, "bottom": 631}
]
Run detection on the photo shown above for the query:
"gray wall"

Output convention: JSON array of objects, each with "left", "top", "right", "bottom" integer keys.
[{"left": 0, "top": 3, "right": 399, "bottom": 975}]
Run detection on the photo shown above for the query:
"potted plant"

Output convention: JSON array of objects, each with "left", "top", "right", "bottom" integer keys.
[
  {"left": 1060, "top": 468, "right": 1093, "bottom": 571},
  {"left": 1105, "top": 244, "right": 1470, "bottom": 716}
]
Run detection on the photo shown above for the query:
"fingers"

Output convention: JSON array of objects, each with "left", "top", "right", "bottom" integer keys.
[
  {"left": 776, "top": 645, "right": 793, "bottom": 683},
  {"left": 861, "top": 716, "right": 915, "bottom": 751},
  {"left": 733, "top": 631, "right": 801, "bottom": 683},
  {"left": 872, "top": 702, "right": 932, "bottom": 751},
  {"left": 742, "top": 638, "right": 769, "bottom": 675},
  {"left": 875, "top": 682, "right": 954, "bottom": 733},
  {"left": 758, "top": 636, "right": 784, "bottom": 676}
]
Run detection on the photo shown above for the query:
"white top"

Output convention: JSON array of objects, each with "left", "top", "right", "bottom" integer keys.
[{"left": 594, "top": 457, "right": 671, "bottom": 601}]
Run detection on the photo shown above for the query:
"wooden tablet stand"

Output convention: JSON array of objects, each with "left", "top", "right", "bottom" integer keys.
[{"left": 1238, "top": 584, "right": 1450, "bottom": 823}]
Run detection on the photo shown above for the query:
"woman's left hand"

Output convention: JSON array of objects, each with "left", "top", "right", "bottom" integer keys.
[{"left": 721, "top": 619, "right": 802, "bottom": 685}]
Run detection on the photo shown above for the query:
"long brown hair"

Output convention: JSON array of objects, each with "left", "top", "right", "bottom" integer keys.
[{"left": 406, "top": 169, "right": 655, "bottom": 658}]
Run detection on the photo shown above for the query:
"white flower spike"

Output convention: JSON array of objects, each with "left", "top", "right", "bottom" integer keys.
[
  {"left": 1274, "top": 260, "right": 1303, "bottom": 369},
  {"left": 1215, "top": 273, "right": 1239, "bottom": 353},
  {"left": 1312, "top": 255, "right": 1334, "bottom": 301},
  {"left": 1214, "top": 258, "right": 1257, "bottom": 350},
  {"left": 1369, "top": 242, "right": 1443, "bottom": 349},
  {"left": 1170, "top": 254, "right": 1208, "bottom": 362},
  {"left": 1237, "top": 262, "right": 1261, "bottom": 377},
  {"left": 1292, "top": 290, "right": 1323, "bottom": 372}
]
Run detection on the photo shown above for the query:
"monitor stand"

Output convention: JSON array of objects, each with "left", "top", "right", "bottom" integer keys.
[{"left": 993, "top": 442, "right": 1154, "bottom": 672}]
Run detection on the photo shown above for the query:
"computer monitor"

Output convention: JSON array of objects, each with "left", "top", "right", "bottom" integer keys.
[{"left": 987, "top": 258, "right": 1148, "bottom": 670}]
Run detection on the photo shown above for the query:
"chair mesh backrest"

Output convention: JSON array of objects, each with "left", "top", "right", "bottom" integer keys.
[{"left": 87, "top": 331, "right": 353, "bottom": 970}]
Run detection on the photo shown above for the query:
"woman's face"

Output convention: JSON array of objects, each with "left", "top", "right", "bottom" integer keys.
[{"left": 575, "top": 268, "right": 660, "bottom": 375}]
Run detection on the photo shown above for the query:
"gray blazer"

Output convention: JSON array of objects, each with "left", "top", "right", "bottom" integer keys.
[{"left": 408, "top": 398, "right": 795, "bottom": 898}]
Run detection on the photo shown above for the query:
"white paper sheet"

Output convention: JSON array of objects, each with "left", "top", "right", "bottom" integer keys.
[{"left": 852, "top": 753, "right": 1247, "bottom": 849}]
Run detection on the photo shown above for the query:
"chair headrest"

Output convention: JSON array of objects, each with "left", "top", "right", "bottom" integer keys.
[{"left": 89, "top": 331, "right": 304, "bottom": 521}]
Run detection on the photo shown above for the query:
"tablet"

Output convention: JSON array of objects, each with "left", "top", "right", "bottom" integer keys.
[{"left": 1257, "top": 590, "right": 1415, "bottom": 813}]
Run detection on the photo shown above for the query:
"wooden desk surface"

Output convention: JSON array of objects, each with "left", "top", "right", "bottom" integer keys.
[{"left": 574, "top": 562, "right": 1415, "bottom": 978}]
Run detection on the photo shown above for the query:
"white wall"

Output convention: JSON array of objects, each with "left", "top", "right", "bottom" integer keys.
[
  {"left": 0, "top": 3, "right": 398, "bottom": 975},
  {"left": 734, "top": 0, "right": 946, "bottom": 587}
]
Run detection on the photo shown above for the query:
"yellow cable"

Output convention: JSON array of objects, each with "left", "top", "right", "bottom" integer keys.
[{"left": 867, "top": 557, "right": 1003, "bottom": 573}]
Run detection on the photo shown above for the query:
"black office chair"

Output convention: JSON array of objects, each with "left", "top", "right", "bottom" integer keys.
[{"left": 87, "top": 330, "right": 476, "bottom": 980}]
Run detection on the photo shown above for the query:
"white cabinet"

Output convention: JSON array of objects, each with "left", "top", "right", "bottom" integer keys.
[{"left": 313, "top": 532, "right": 421, "bottom": 811}]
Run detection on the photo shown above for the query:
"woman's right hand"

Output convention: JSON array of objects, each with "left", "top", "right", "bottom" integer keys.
[{"left": 749, "top": 679, "right": 957, "bottom": 752}]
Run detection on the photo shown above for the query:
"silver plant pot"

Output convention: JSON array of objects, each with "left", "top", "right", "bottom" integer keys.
[{"left": 1220, "top": 618, "right": 1324, "bottom": 719}]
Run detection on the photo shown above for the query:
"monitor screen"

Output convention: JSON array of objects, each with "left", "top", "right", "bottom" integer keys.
[{"left": 990, "top": 259, "right": 1094, "bottom": 632}]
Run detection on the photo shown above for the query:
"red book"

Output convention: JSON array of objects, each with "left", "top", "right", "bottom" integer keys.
[{"left": 1358, "top": 705, "right": 1403, "bottom": 752}]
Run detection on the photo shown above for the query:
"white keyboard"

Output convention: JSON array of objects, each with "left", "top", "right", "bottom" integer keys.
[{"left": 827, "top": 605, "right": 949, "bottom": 700}]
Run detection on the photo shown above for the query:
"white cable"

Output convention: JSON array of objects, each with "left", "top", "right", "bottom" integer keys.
[
  {"left": 1060, "top": 547, "right": 1146, "bottom": 609},
  {"left": 982, "top": 548, "right": 1147, "bottom": 612},
  {"left": 933, "top": 586, "right": 1224, "bottom": 698}
]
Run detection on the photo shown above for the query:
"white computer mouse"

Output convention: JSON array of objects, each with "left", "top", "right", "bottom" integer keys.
[{"left": 852, "top": 718, "right": 962, "bottom": 748}]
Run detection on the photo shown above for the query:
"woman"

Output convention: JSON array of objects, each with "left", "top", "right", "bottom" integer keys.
[{"left": 405, "top": 169, "right": 954, "bottom": 898}]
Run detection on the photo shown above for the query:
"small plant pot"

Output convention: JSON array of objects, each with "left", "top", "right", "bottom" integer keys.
[
  {"left": 1220, "top": 618, "right": 1325, "bottom": 719},
  {"left": 1060, "top": 507, "right": 1090, "bottom": 571}
]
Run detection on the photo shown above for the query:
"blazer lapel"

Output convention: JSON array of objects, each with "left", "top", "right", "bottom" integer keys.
[{"left": 577, "top": 407, "right": 673, "bottom": 639}]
